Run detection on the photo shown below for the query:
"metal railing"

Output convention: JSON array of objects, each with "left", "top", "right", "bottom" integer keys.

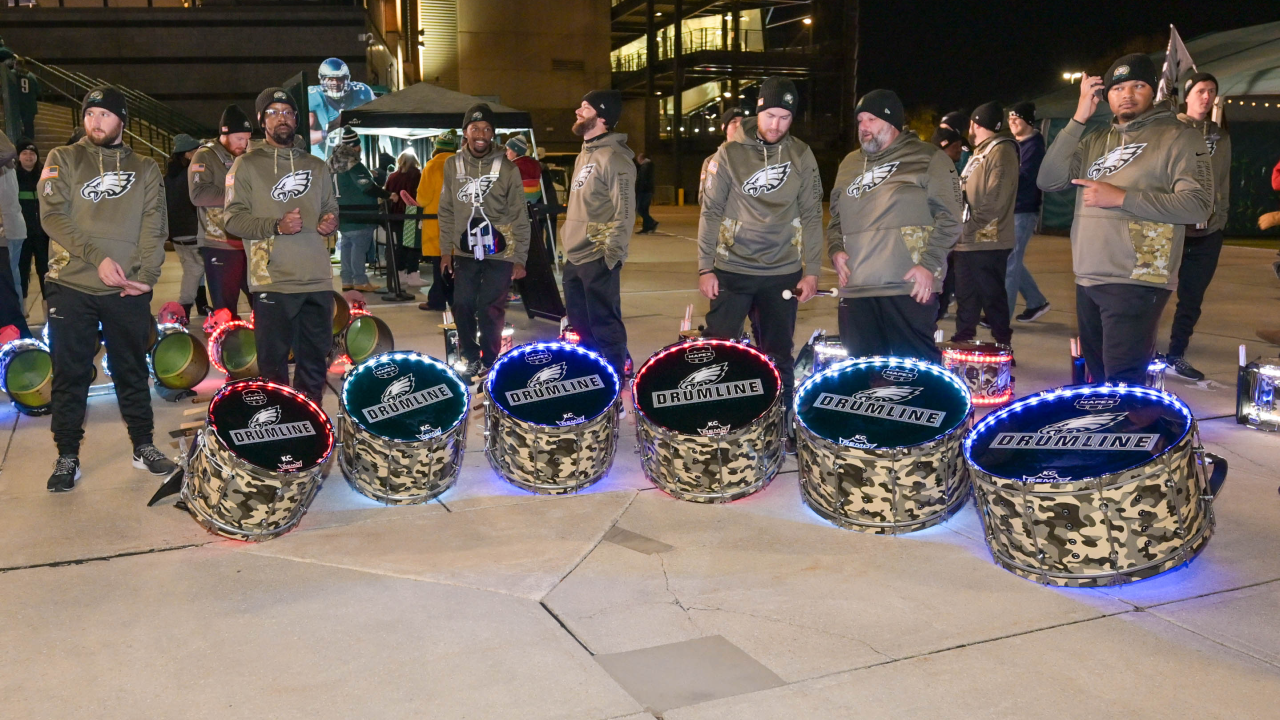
[{"left": 612, "top": 28, "right": 806, "bottom": 73}]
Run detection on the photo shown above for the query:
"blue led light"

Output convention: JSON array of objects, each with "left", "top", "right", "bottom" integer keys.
[
  {"left": 341, "top": 350, "right": 471, "bottom": 430},
  {"left": 485, "top": 341, "right": 621, "bottom": 428}
]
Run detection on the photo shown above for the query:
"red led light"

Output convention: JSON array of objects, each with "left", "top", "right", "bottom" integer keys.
[
  {"left": 207, "top": 378, "right": 336, "bottom": 464},
  {"left": 971, "top": 390, "right": 1014, "bottom": 407},
  {"left": 563, "top": 330, "right": 581, "bottom": 345},
  {"left": 631, "top": 338, "right": 782, "bottom": 419},
  {"left": 943, "top": 350, "right": 1013, "bottom": 364},
  {"left": 207, "top": 319, "right": 254, "bottom": 376}
]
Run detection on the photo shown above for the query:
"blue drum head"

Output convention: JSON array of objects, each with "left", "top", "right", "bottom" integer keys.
[
  {"left": 343, "top": 352, "right": 469, "bottom": 442},
  {"left": 796, "top": 357, "right": 970, "bottom": 449},
  {"left": 487, "top": 342, "right": 619, "bottom": 427},
  {"left": 965, "top": 385, "right": 1193, "bottom": 483},
  {"left": 209, "top": 380, "right": 334, "bottom": 473}
]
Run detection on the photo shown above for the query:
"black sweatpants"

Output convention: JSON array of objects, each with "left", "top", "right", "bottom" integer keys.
[
  {"left": 839, "top": 294, "right": 942, "bottom": 364},
  {"left": 19, "top": 233, "right": 48, "bottom": 299},
  {"left": 563, "top": 257, "right": 629, "bottom": 379},
  {"left": 253, "top": 290, "right": 333, "bottom": 402},
  {"left": 1076, "top": 283, "right": 1171, "bottom": 385},
  {"left": 452, "top": 256, "right": 513, "bottom": 367},
  {"left": 705, "top": 269, "right": 800, "bottom": 404},
  {"left": 1168, "top": 230, "right": 1223, "bottom": 358},
  {"left": 953, "top": 248, "right": 1012, "bottom": 345},
  {"left": 0, "top": 247, "right": 31, "bottom": 338},
  {"left": 201, "top": 246, "right": 252, "bottom": 319},
  {"left": 46, "top": 284, "right": 153, "bottom": 456}
]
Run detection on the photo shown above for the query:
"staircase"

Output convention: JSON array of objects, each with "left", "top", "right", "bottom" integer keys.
[{"left": 28, "top": 101, "right": 176, "bottom": 165}]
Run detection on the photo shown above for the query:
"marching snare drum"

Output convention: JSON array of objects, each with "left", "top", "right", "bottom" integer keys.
[
  {"left": 1237, "top": 359, "right": 1280, "bottom": 432},
  {"left": 966, "top": 384, "right": 1226, "bottom": 587},
  {"left": 484, "top": 342, "right": 621, "bottom": 494},
  {"left": 795, "top": 357, "right": 973, "bottom": 532},
  {"left": 149, "top": 323, "right": 210, "bottom": 391},
  {"left": 633, "top": 338, "right": 783, "bottom": 502},
  {"left": 941, "top": 341, "right": 1013, "bottom": 407},
  {"left": 183, "top": 379, "right": 335, "bottom": 541},
  {"left": 0, "top": 339, "right": 53, "bottom": 416},
  {"left": 339, "top": 352, "right": 469, "bottom": 504},
  {"left": 208, "top": 319, "right": 258, "bottom": 380}
]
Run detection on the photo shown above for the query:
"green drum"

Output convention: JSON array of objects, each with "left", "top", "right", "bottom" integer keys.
[
  {"left": 211, "top": 321, "right": 258, "bottom": 380},
  {"left": 150, "top": 324, "right": 211, "bottom": 390},
  {"left": 342, "top": 314, "right": 394, "bottom": 365},
  {"left": 332, "top": 291, "right": 351, "bottom": 336},
  {"left": 0, "top": 339, "right": 54, "bottom": 416}
]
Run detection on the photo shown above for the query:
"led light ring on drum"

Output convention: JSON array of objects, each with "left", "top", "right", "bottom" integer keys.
[
  {"left": 941, "top": 344, "right": 1014, "bottom": 407},
  {"left": 0, "top": 338, "right": 54, "bottom": 416},
  {"left": 337, "top": 351, "right": 470, "bottom": 504},
  {"left": 963, "top": 383, "right": 1227, "bottom": 587},
  {"left": 183, "top": 378, "right": 335, "bottom": 541},
  {"left": 484, "top": 341, "right": 622, "bottom": 494},
  {"left": 793, "top": 355, "right": 974, "bottom": 532},
  {"left": 207, "top": 319, "right": 257, "bottom": 379},
  {"left": 632, "top": 338, "right": 784, "bottom": 502}
]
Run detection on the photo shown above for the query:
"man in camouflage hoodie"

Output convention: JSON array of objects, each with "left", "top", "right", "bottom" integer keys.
[
  {"left": 1039, "top": 54, "right": 1212, "bottom": 384},
  {"left": 189, "top": 104, "right": 253, "bottom": 319}
]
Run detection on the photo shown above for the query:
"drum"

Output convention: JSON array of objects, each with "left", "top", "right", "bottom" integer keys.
[
  {"left": 794, "top": 329, "right": 849, "bottom": 383},
  {"left": 183, "top": 379, "right": 335, "bottom": 541},
  {"left": 795, "top": 357, "right": 973, "bottom": 532},
  {"left": 208, "top": 319, "right": 257, "bottom": 380},
  {"left": 1237, "top": 359, "right": 1280, "bottom": 431},
  {"left": 338, "top": 352, "right": 469, "bottom": 504},
  {"left": 966, "top": 384, "right": 1227, "bottom": 587},
  {"left": 632, "top": 338, "right": 783, "bottom": 502},
  {"left": 0, "top": 339, "right": 53, "bottom": 416},
  {"left": 941, "top": 341, "right": 1013, "bottom": 407},
  {"left": 331, "top": 291, "right": 351, "bottom": 336},
  {"left": 484, "top": 342, "right": 621, "bottom": 494},
  {"left": 342, "top": 313, "right": 395, "bottom": 366},
  {"left": 149, "top": 323, "right": 210, "bottom": 391}
]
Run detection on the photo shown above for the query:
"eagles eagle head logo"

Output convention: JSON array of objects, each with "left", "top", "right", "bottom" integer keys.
[
  {"left": 381, "top": 375, "right": 415, "bottom": 403},
  {"left": 679, "top": 362, "right": 728, "bottom": 389},
  {"left": 528, "top": 362, "right": 567, "bottom": 388},
  {"left": 1086, "top": 144, "right": 1146, "bottom": 180},
  {"left": 1039, "top": 412, "right": 1128, "bottom": 435},
  {"left": 248, "top": 406, "right": 282, "bottom": 429},
  {"left": 458, "top": 175, "right": 498, "bottom": 204},
  {"left": 852, "top": 386, "right": 921, "bottom": 403},
  {"left": 271, "top": 170, "right": 313, "bottom": 202},
  {"left": 742, "top": 161, "right": 792, "bottom": 197},
  {"left": 572, "top": 164, "right": 597, "bottom": 191},
  {"left": 847, "top": 162, "right": 898, "bottom": 198},
  {"left": 80, "top": 172, "right": 136, "bottom": 202}
]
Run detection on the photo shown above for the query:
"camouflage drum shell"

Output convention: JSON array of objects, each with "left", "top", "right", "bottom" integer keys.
[
  {"left": 796, "top": 413, "right": 973, "bottom": 534},
  {"left": 940, "top": 342, "right": 1013, "bottom": 404},
  {"left": 337, "top": 398, "right": 469, "bottom": 506},
  {"left": 484, "top": 395, "right": 621, "bottom": 495},
  {"left": 182, "top": 423, "right": 327, "bottom": 542},
  {"left": 634, "top": 396, "right": 785, "bottom": 503},
  {"left": 969, "top": 422, "right": 1214, "bottom": 587}
]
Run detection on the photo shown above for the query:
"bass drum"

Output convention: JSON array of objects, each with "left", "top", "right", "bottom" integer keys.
[
  {"left": 209, "top": 320, "right": 258, "bottom": 380},
  {"left": 632, "top": 338, "right": 783, "bottom": 502},
  {"left": 149, "top": 323, "right": 210, "bottom": 391},
  {"left": 795, "top": 357, "right": 973, "bottom": 532},
  {"left": 183, "top": 379, "right": 335, "bottom": 541},
  {"left": 966, "top": 385, "right": 1227, "bottom": 587},
  {"left": 339, "top": 351, "right": 469, "bottom": 504},
  {"left": 0, "top": 339, "right": 53, "bottom": 416},
  {"left": 342, "top": 313, "right": 394, "bottom": 365}
]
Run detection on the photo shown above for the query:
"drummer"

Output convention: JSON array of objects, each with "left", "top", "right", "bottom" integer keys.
[
  {"left": 224, "top": 87, "right": 340, "bottom": 402},
  {"left": 827, "top": 89, "right": 962, "bottom": 363},
  {"left": 39, "top": 87, "right": 177, "bottom": 491}
]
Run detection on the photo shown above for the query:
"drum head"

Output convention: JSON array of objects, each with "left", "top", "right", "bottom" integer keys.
[
  {"left": 487, "top": 342, "right": 619, "bottom": 427},
  {"left": 965, "top": 385, "right": 1193, "bottom": 483},
  {"left": 634, "top": 339, "right": 780, "bottom": 436},
  {"left": 344, "top": 315, "right": 394, "bottom": 365},
  {"left": 219, "top": 327, "right": 258, "bottom": 378},
  {"left": 3, "top": 344, "right": 53, "bottom": 408},
  {"left": 342, "top": 351, "right": 468, "bottom": 442},
  {"left": 209, "top": 380, "right": 334, "bottom": 473},
  {"left": 153, "top": 331, "right": 210, "bottom": 390},
  {"left": 796, "top": 357, "right": 970, "bottom": 449}
]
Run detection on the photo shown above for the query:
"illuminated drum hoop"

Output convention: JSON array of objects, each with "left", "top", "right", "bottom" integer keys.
[
  {"left": 0, "top": 338, "right": 53, "bottom": 416},
  {"left": 940, "top": 341, "right": 1013, "bottom": 407},
  {"left": 208, "top": 319, "right": 257, "bottom": 379}
]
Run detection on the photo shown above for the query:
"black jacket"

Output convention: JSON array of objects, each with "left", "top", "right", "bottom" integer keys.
[
  {"left": 15, "top": 164, "right": 46, "bottom": 240},
  {"left": 165, "top": 164, "right": 200, "bottom": 239},
  {"left": 635, "top": 157, "right": 655, "bottom": 194}
]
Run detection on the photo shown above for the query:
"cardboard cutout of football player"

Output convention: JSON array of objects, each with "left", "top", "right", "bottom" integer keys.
[{"left": 308, "top": 58, "right": 375, "bottom": 159}]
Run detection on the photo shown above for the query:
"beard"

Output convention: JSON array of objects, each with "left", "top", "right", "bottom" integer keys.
[
  {"left": 572, "top": 117, "right": 597, "bottom": 137},
  {"left": 270, "top": 124, "right": 296, "bottom": 146},
  {"left": 1116, "top": 110, "right": 1140, "bottom": 123},
  {"left": 88, "top": 129, "right": 121, "bottom": 147},
  {"left": 859, "top": 125, "right": 894, "bottom": 154}
]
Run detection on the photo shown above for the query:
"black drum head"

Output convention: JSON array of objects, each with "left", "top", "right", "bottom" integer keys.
[
  {"left": 796, "top": 358, "right": 970, "bottom": 449},
  {"left": 209, "top": 380, "right": 334, "bottom": 473},
  {"left": 966, "top": 386, "right": 1193, "bottom": 483},
  {"left": 634, "top": 339, "right": 780, "bottom": 436},
  {"left": 487, "top": 342, "right": 619, "bottom": 426},
  {"left": 342, "top": 352, "right": 468, "bottom": 442}
]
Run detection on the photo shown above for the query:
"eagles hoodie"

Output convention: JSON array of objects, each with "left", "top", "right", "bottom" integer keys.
[
  {"left": 189, "top": 139, "right": 242, "bottom": 250},
  {"left": 1038, "top": 106, "right": 1212, "bottom": 290},
  {"left": 561, "top": 132, "right": 635, "bottom": 269},
  {"left": 956, "top": 135, "right": 1018, "bottom": 252},
  {"left": 437, "top": 143, "right": 531, "bottom": 266},
  {"left": 38, "top": 136, "right": 168, "bottom": 295},
  {"left": 224, "top": 144, "right": 338, "bottom": 294},
  {"left": 825, "top": 131, "right": 962, "bottom": 298},
  {"left": 1177, "top": 113, "right": 1230, "bottom": 236},
  {"left": 698, "top": 116, "right": 823, "bottom": 277}
]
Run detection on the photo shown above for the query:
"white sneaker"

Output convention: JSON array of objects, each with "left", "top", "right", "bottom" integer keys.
[{"left": 400, "top": 271, "right": 425, "bottom": 288}]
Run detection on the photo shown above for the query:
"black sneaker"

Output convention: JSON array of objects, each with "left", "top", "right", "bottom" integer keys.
[
  {"left": 48, "top": 455, "right": 80, "bottom": 492},
  {"left": 1167, "top": 355, "right": 1206, "bottom": 381},
  {"left": 459, "top": 359, "right": 483, "bottom": 381},
  {"left": 1016, "top": 302, "right": 1052, "bottom": 323},
  {"left": 133, "top": 444, "right": 178, "bottom": 476}
]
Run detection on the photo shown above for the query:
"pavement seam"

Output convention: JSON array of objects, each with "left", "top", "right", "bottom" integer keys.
[
  {"left": 0, "top": 542, "right": 208, "bottom": 574},
  {"left": 0, "top": 411, "right": 20, "bottom": 474},
  {"left": 1116, "top": 576, "right": 1280, "bottom": 611},
  {"left": 539, "top": 490, "right": 640, "bottom": 603},
  {"left": 540, "top": 600, "right": 595, "bottom": 656},
  {"left": 681, "top": 605, "right": 895, "bottom": 663},
  {"left": 1143, "top": 609, "right": 1280, "bottom": 669}
]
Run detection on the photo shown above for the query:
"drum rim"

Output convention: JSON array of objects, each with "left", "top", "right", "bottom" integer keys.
[
  {"left": 0, "top": 338, "right": 52, "bottom": 396},
  {"left": 485, "top": 341, "right": 621, "bottom": 428},
  {"left": 631, "top": 337, "right": 782, "bottom": 434},
  {"left": 339, "top": 350, "right": 470, "bottom": 443},
  {"left": 794, "top": 355, "right": 974, "bottom": 449},
  {"left": 939, "top": 340, "right": 1012, "bottom": 355},
  {"left": 208, "top": 319, "right": 255, "bottom": 376},
  {"left": 151, "top": 327, "right": 209, "bottom": 389},
  {"left": 963, "top": 383, "right": 1195, "bottom": 484},
  {"left": 343, "top": 314, "right": 394, "bottom": 365},
  {"left": 208, "top": 378, "right": 336, "bottom": 473}
]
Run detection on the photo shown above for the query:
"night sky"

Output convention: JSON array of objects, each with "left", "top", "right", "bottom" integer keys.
[{"left": 857, "top": 1, "right": 1280, "bottom": 114}]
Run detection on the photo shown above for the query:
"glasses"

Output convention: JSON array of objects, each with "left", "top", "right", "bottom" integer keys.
[{"left": 264, "top": 108, "right": 297, "bottom": 120}]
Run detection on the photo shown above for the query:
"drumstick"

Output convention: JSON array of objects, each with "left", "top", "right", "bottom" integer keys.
[{"left": 781, "top": 288, "right": 839, "bottom": 300}]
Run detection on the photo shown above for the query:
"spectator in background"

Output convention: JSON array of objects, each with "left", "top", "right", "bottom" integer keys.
[
  {"left": 940, "top": 110, "right": 971, "bottom": 173},
  {"left": 330, "top": 126, "right": 390, "bottom": 292},
  {"left": 0, "top": 157, "right": 31, "bottom": 336},
  {"left": 384, "top": 149, "right": 422, "bottom": 288},
  {"left": 164, "top": 134, "right": 209, "bottom": 320},
  {"left": 414, "top": 130, "right": 457, "bottom": 311},
  {"left": 505, "top": 135, "right": 542, "bottom": 204},
  {"left": 930, "top": 126, "right": 967, "bottom": 320},
  {"left": 1006, "top": 101, "right": 1051, "bottom": 323},
  {"left": 635, "top": 151, "right": 657, "bottom": 233},
  {"left": 14, "top": 139, "right": 47, "bottom": 304},
  {"left": 0, "top": 134, "right": 26, "bottom": 305},
  {"left": 13, "top": 58, "right": 39, "bottom": 143}
]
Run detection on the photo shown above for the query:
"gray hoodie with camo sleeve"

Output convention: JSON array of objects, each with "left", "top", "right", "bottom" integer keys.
[
  {"left": 188, "top": 139, "right": 242, "bottom": 250},
  {"left": 561, "top": 132, "right": 635, "bottom": 269},
  {"left": 825, "top": 131, "right": 962, "bottom": 298},
  {"left": 1037, "top": 106, "right": 1212, "bottom": 290},
  {"left": 698, "top": 117, "right": 824, "bottom": 277},
  {"left": 437, "top": 144, "right": 531, "bottom": 266}
]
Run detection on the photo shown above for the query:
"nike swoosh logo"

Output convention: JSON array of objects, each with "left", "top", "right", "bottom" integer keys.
[{"left": 1196, "top": 152, "right": 1209, "bottom": 156}]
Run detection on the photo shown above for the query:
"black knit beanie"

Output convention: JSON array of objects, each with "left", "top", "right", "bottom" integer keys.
[
  {"left": 1105, "top": 54, "right": 1158, "bottom": 91},
  {"left": 462, "top": 103, "right": 495, "bottom": 132},
  {"left": 939, "top": 111, "right": 968, "bottom": 132},
  {"left": 720, "top": 106, "right": 747, "bottom": 128},
  {"left": 82, "top": 86, "right": 128, "bottom": 123},
  {"left": 853, "top": 89, "right": 904, "bottom": 131},
  {"left": 756, "top": 77, "right": 799, "bottom": 114},
  {"left": 219, "top": 104, "right": 253, "bottom": 135},
  {"left": 254, "top": 87, "right": 298, "bottom": 128},
  {"left": 970, "top": 101, "right": 1004, "bottom": 132},
  {"left": 1182, "top": 72, "right": 1218, "bottom": 97},
  {"left": 1008, "top": 101, "right": 1036, "bottom": 125},
  {"left": 582, "top": 90, "right": 623, "bottom": 129}
]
